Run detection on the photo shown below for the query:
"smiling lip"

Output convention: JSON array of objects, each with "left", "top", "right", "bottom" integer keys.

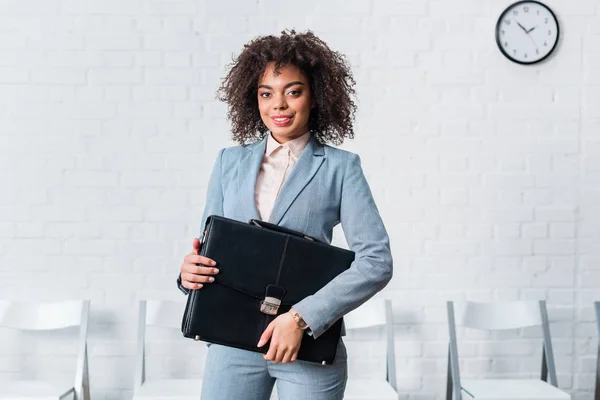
[{"left": 271, "top": 115, "right": 293, "bottom": 127}]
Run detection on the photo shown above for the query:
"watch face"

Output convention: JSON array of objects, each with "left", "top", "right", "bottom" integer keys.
[{"left": 495, "top": 0, "right": 559, "bottom": 64}]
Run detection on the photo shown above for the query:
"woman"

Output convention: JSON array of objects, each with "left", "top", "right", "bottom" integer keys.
[{"left": 178, "top": 29, "right": 393, "bottom": 400}]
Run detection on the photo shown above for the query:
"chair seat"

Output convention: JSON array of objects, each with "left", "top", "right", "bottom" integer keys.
[
  {"left": 461, "top": 379, "right": 571, "bottom": 400},
  {"left": 133, "top": 379, "right": 203, "bottom": 400},
  {"left": 0, "top": 379, "right": 74, "bottom": 399},
  {"left": 344, "top": 378, "right": 398, "bottom": 399}
]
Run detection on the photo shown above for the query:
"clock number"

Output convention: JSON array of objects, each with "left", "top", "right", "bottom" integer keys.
[
  {"left": 524, "top": 6, "right": 529, "bottom": 12},
  {"left": 545, "top": 17, "right": 549, "bottom": 23},
  {"left": 544, "top": 41, "right": 548, "bottom": 46},
  {"left": 537, "top": 9, "right": 540, "bottom": 15},
  {"left": 501, "top": 29, "right": 505, "bottom": 35},
  {"left": 504, "top": 41, "right": 508, "bottom": 47},
  {"left": 512, "top": 10, "right": 518, "bottom": 16},
  {"left": 513, "top": 49, "right": 517, "bottom": 55},
  {"left": 548, "top": 29, "right": 551, "bottom": 35},
  {"left": 504, "top": 19, "right": 511, "bottom": 25},
  {"left": 524, "top": 53, "right": 528, "bottom": 58},
  {"left": 536, "top": 48, "right": 540, "bottom": 54}
]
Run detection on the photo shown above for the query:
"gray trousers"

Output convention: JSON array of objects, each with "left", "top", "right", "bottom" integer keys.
[{"left": 200, "top": 341, "right": 347, "bottom": 400}]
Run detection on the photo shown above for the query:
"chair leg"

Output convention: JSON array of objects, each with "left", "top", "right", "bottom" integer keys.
[
  {"left": 75, "top": 352, "right": 90, "bottom": 400},
  {"left": 446, "top": 349, "right": 453, "bottom": 400},
  {"left": 596, "top": 302, "right": 600, "bottom": 400},
  {"left": 595, "top": 343, "right": 600, "bottom": 400},
  {"left": 541, "top": 349, "right": 548, "bottom": 382}
]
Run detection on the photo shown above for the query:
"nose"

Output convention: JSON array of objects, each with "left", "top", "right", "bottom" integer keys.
[{"left": 272, "top": 94, "right": 287, "bottom": 110}]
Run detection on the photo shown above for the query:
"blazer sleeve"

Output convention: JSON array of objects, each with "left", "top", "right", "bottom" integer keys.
[
  {"left": 177, "top": 148, "right": 226, "bottom": 295},
  {"left": 292, "top": 153, "right": 393, "bottom": 338}
]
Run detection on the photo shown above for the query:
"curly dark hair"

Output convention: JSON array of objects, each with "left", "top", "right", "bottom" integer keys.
[{"left": 217, "top": 29, "right": 357, "bottom": 146}]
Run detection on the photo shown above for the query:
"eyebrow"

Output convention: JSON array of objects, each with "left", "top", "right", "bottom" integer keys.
[{"left": 258, "top": 81, "right": 305, "bottom": 90}]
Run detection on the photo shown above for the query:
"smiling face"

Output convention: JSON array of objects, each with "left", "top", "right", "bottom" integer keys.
[{"left": 257, "top": 62, "right": 312, "bottom": 143}]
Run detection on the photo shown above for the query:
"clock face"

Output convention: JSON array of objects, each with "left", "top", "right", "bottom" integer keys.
[{"left": 495, "top": 0, "right": 560, "bottom": 64}]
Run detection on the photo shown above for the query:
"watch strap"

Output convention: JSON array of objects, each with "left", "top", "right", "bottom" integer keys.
[{"left": 291, "top": 311, "right": 309, "bottom": 330}]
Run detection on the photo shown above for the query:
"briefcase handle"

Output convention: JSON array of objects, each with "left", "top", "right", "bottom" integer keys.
[{"left": 249, "top": 219, "right": 318, "bottom": 242}]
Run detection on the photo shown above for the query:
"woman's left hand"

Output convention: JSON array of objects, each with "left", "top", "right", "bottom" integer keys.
[{"left": 257, "top": 311, "right": 304, "bottom": 364}]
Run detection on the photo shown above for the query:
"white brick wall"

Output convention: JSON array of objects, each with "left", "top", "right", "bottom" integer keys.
[{"left": 0, "top": 0, "right": 598, "bottom": 398}]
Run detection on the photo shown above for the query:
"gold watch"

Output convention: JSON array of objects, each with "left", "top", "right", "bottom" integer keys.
[{"left": 290, "top": 310, "right": 308, "bottom": 330}]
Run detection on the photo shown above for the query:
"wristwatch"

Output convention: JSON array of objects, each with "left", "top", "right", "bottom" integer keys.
[{"left": 290, "top": 310, "right": 309, "bottom": 330}]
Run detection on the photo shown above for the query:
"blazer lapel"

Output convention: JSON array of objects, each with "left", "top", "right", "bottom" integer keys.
[
  {"left": 268, "top": 135, "right": 326, "bottom": 225},
  {"left": 237, "top": 137, "right": 267, "bottom": 221}
]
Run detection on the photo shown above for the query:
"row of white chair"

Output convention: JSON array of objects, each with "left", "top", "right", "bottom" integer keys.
[
  {"left": 0, "top": 298, "right": 396, "bottom": 400},
  {"left": 0, "top": 300, "right": 598, "bottom": 400}
]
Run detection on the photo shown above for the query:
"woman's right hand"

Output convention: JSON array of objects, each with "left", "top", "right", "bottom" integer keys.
[{"left": 180, "top": 238, "right": 219, "bottom": 290}]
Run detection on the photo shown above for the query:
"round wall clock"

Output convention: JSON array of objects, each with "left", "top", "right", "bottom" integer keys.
[{"left": 495, "top": 0, "right": 560, "bottom": 65}]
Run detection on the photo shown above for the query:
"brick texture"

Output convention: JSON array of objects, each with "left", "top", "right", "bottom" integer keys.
[{"left": 0, "top": 0, "right": 598, "bottom": 398}]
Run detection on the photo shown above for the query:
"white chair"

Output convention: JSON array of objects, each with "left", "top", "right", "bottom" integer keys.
[
  {"left": 133, "top": 300, "right": 203, "bottom": 400},
  {"left": 594, "top": 302, "right": 599, "bottom": 400},
  {"left": 0, "top": 300, "right": 90, "bottom": 400},
  {"left": 343, "top": 298, "right": 398, "bottom": 400},
  {"left": 271, "top": 298, "right": 397, "bottom": 400},
  {"left": 446, "top": 300, "right": 570, "bottom": 400}
]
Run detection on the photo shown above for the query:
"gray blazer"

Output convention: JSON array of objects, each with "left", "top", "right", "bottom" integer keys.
[{"left": 191, "top": 134, "right": 393, "bottom": 339}]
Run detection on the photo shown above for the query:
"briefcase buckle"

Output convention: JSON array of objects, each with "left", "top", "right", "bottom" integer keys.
[{"left": 260, "top": 296, "right": 282, "bottom": 315}]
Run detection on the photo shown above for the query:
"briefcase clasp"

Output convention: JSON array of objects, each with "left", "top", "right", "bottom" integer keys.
[{"left": 260, "top": 296, "right": 282, "bottom": 315}]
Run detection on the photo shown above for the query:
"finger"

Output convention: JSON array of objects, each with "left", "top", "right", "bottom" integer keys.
[
  {"left": 257, "top": 321, "right": 275, "bottom": 348},
  {"left": 281, "top": 349, "right": 293, "bottom": 364},
  {"left": 181, "top": 281, "right": 203, "bottom": 290},
  {"left": 181, "top": 273, "right": 215, "bottom": 284},
  {"left": 192, "top": 238, "right": 201, "bottom": 255},
  {"left": 274, "top": 346, "right": 286, "bottom": 364},
  {"left": 186, "top": 255, "right": 217, "bottom": 267},
  {"left": 182, "top": 264, "right": 219, "bottom": 276},
  {"left": 264, "top": 340, "right": 277, "bottom": 361},
  {"left": 290, "top": 351, "right": 298, "bottom": 363}
]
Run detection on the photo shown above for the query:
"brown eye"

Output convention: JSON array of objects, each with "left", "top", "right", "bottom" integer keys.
[{"left": 259, "top": 92, "right": 271, "bottom": 98}]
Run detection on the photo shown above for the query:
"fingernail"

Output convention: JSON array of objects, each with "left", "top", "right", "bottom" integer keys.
[
  {"left": 197, "top": 284, "right": 203, "bottom": 289},
  {"left": 214, "top": 268, "right": 219, "bottom": 274},
  {"left": 210, "top": 260, "right": 216, "bottom": 266},
  {"left": 209, "top": 277, "right": 215, "bottom": 282},
  {"left": 257, "top": 342, "right": 262, "bottom": 347}
]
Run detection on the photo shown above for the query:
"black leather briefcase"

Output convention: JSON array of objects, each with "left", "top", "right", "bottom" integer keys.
[{"left": 181, "top": 215, "right": 355, "bottom": 365}]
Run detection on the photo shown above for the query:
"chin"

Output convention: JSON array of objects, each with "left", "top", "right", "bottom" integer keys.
[{"left": 269, "top": 127, "right": 293, "bottom": 137}]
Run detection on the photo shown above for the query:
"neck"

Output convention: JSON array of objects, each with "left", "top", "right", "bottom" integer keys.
[{"left": 271, "top": 130, "right": 309, "bottom": 144}]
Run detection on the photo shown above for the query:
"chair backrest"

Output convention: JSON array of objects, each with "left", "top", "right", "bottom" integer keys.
[
  {"left": 0, "top": 300, "right": 90, "bottom": 400},
  {"left": 344, "top": 298, "right": 389, "bottom": 330},
  {"left": 0, "top": 300, "right": 87, "bottom": 330},
  {"left": 135, "top": 299, "right": 188, "bottom": 390},
  {"left": 344, "top": 298, "right": 397, "bottom": 391},
  {"left": 446, "top": 299, "right": 558, "bottom": 396},
  {"left": 460, "top": 301, "right": 543, "bottom": 330},
  {"left": 145, "top": 300, "right": 187, "bottom": 329}
]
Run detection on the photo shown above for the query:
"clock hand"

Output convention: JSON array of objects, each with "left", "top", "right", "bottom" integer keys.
[
  {"left": 527, "top": 33, "right": 538, "bottom": 48},
  {"left": 526, "top": 25, "right": 538, "bottom": 33},
  {"left": 515, "top": 20, "right": 528, "bottom": 33}
]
